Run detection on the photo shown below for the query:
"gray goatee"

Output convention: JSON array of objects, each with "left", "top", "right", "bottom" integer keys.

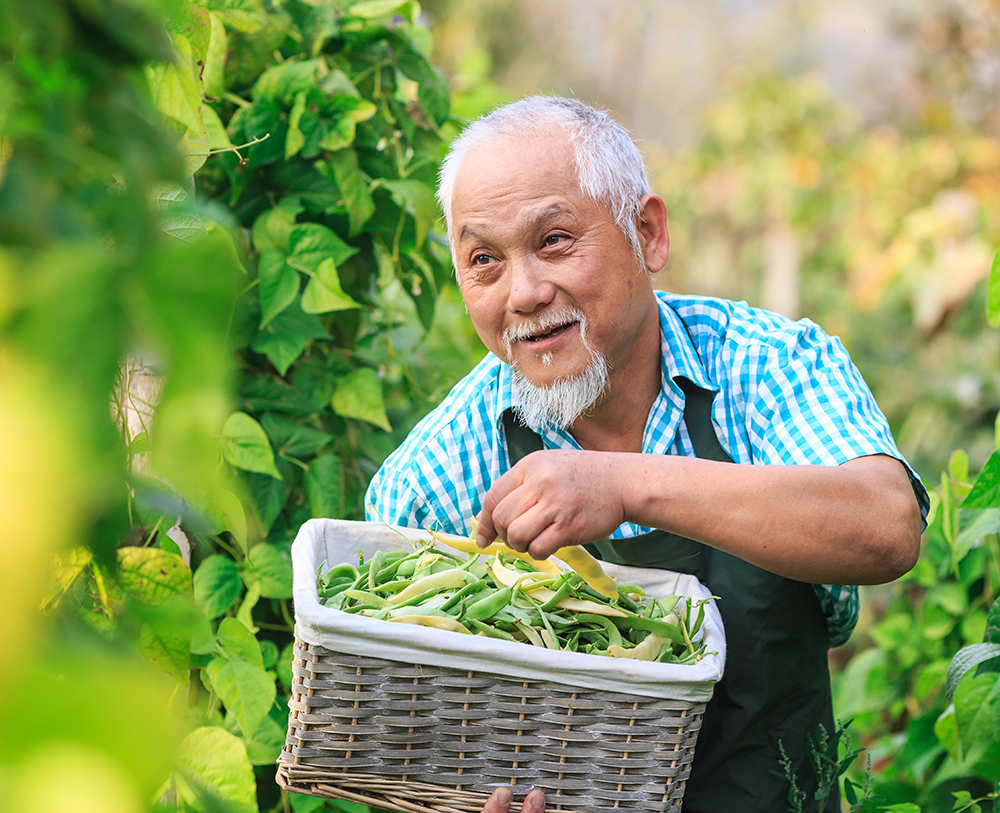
[{"left": 503, "top": 308, "right": 610, "bottom": 432}]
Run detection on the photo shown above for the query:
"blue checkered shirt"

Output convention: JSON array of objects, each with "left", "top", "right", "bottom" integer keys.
[{"left": 366, "top": 292, "right": 929, "bottom": 647}]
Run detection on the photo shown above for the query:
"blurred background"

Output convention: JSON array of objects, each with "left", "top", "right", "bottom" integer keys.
[
  {"left": 427, "top": 0, "right": 1000, "bottom": 480},
  {"left": 3, "top": 0, "right": 998, "bottom": 811}
]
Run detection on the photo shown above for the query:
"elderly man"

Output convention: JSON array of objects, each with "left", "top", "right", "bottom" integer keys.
[{"left": 366, "top": 96, "right": 926, "bottom": 813}]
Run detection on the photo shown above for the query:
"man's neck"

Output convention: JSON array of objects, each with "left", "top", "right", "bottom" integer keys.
[{"left": 569, "top": 306, "right": 662, "bottom": 454}]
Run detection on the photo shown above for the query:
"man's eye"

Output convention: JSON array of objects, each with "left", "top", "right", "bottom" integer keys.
[
  {"left": 471, "top": 253, "right": 494, "bottom": 265},
  {"left": 543, "top": 233, "right": 567, "bottom": 247}
]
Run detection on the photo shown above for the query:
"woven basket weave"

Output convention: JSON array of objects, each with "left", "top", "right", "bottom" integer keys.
[
  {"left": 276, "top": 519, "right": 724, "bottom": 813},
  {"left": 277, "top": 641, "right": 704, "bottom": 813}
]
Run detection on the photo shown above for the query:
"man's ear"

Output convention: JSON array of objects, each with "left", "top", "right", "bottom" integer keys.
[{"left": 637, "top": 194, "right": 670, "bottom": 273}]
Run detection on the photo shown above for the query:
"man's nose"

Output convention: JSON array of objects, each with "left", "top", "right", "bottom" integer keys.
[{"left": 506, "top": 254, "right": 556, "bottom": 314}]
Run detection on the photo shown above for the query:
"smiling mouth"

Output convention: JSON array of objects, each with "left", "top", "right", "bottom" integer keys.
[{"left": 522, "top": 320, "right": 578, "bottom": 343}]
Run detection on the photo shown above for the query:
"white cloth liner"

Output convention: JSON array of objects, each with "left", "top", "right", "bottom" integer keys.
[{"left": 292, "top": 518, "right": 726, "bottom": 702}]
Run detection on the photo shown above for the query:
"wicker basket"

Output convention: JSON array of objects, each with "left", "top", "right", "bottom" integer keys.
[{"left": 277, "top": 520, "right": 725, "bottom": 813}]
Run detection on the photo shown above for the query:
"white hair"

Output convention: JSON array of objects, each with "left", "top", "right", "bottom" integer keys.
[{"left": 437, "top": 96, "right": 652, "bottom": 270}]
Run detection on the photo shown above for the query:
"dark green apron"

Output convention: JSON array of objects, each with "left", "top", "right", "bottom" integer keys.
[{"left": 502, "top": 377, "right": 838, "bottom": 813}]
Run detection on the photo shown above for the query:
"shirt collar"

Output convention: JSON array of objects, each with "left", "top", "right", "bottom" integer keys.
[{"left": 656, "top": 293, "right": 716, "bottom": 398}]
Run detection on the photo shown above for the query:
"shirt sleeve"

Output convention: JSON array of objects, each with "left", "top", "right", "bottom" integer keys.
[
  {"left": 725, "top": 311, "right": 929, "bottom": 648},
  {"left": 731, "top": 314, "right": 929, "bottom": 518}
]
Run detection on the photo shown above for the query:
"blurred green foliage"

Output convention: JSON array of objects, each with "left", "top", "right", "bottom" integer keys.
[
  {"left": 0, "top": 0, "right": 483, "bottom": 811},
  {"left": 3, "top": 0, "right": 999, "bottom": 811}
]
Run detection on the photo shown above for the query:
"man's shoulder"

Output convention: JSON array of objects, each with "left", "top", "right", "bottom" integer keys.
[
  {"left": 380, "top": 352, "right": 504, "bottom": 469},
  {"left": 656, "top": 291, "right": 831, "bottom": 352}
]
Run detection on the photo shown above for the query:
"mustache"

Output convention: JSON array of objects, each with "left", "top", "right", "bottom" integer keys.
[{"left": 501, "top": 307, "right": 587, "bottom": 358}]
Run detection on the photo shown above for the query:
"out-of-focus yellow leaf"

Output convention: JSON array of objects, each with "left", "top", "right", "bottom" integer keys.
[
  {"left": 0, "top": 352, "right": 84, "bottom": 698},
  {"left": 913, "top": 238, "right": 995, "bottom": 333},
  {"left": 7, "top": 743, "right": 144, "bottom": 813}
]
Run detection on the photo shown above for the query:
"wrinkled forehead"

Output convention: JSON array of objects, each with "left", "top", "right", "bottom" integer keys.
[{"left": 450, "top": 132, "right": 585, "bottom": 212}]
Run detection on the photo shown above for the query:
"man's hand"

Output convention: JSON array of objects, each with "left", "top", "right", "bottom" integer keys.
[
  {"left": 475, "top": 450, "right": 630, "bottom": 560},
  {"left": 476, "top": 448, "right": 922, "bottom": 586},
  {"left": 481, "top": 787, "right": 545, "bottom": 813}
]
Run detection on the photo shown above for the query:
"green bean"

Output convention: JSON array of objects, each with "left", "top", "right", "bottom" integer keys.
[
  {"left": 344, "top": 589, "right": 392, "bottom": 608},
  {"left": 367, "top": 551, "right": 385, "bottom": 590},
  {"left": 463, "top": 586, "right": 514, "bottom": 622},
  {"left": 440, "top": 579, "right": 489, "bottom": 612},
  {"left": 576, "top": 613, "right": 624, "bottom": 649}
]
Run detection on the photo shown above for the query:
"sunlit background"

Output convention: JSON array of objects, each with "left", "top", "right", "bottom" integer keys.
[{"left": 427, "top": 0, "right": 1000, "bottom": 479}]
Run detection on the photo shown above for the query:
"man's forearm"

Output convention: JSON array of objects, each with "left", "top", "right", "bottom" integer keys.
[
  {"left": 621, "top": 453, "right": 922, "bottom": 585},
  {"left": 477, "top": 449, "right": 922, "bottom": 586}
]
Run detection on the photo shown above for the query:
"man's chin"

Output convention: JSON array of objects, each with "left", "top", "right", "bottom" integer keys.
[{"left": 509, "top": 352, "right": 610, "bottom": 432}]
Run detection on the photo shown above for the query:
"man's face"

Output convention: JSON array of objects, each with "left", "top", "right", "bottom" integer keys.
[{"left": 450, "top": 132, "right": 656, "bottom": 391}]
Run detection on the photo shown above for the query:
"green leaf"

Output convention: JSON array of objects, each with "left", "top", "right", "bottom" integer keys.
[
  {"left": 202, "top": 102, "right": 232, "bottom": 151},
  {"left": 217, "top": 616, "right": 264, "bottom": 667},
  {"left": 145, "top": 37, "right": 210, "bottom": 175},
  {"left": 954, "top": 508, "right": 1000, "bottom": 563},
  {"left": 245, "top": 470, "right": 287, "bottom": 535},
  {"left": 174, "top": 727, "right": 257, "bottom": 813},
  {"left": 879, "top": 804, "right": 922, "bottom": 812},
  {"left": 233, "top": 98, "right": 286, "bottom": 168},
  {"left": 252, "top": 58, "right": 322, "bottom": 104},
  {"left": 388, "top": 32, "right": 450, "bottom": 127},
  {"left": 962, "top": 451, "right": 1000, "bottom": 509},
  {"left": 261, "top": 413, "right": 332, "bottom": 458},
  {"left": 289, "top": 222, "right": 358, "bottom": 272},
  {"left": 243, "top": 712, "right": 287, "bottom": 765},
  {"left": 42, "top": 547, "right": 94, "bottom": 609},
  {"left": 322, "top": 149, "right": 375, "bottom": 236},
  {"left": 242, "top": 543, "right": 293, "bottom": 599},
  {"left": 929, "top": 582, "right": 972, "bottom": 617},
  {"left": 251, "top": 197, "right": 303, "bottom": 254},
  {"left": 986, "top": 596, "right": 1000, "bottom": 645},
  {"left": 285, "top": 91, "right": 308, "bottom": 159},
  {"left": 250, "top": 300, "right": 329, "bottom": 376},
  {"left": 949, "top": 448, "right": 970, "bottom": 484},
  {"left": 117, "top": 547, "right": 191, "bottom": 606},
  {"left": 191, "top": 604, "right": 216, "bottom": 655},
  {"left": 315, "top": 96, "right": 377, "bottom": 151},
  {"left": 221, "top": 411, "right": 282, "bottom": 479},
  {"left": 236, "top": 580, "right": 261, "bottom": 634},
  {"left": 206, "top": 657, "right": 276, "bottom": 737},
  {"left": 304, "top": 453, "right": 345, "bottom": 518},
  {"left": 347, "top": 0, "right": 420, "bottom": 22},
  {"left": 952, "top": 672, "right": 1000, "bottom": 776},
  {"left": 332, "top": 367, "right": 391, "bottom": 431},
  {"left": 138, "top": 596, "right": 195, "bottom": 683},
  {"left": 380, "top": 178, "right": 439, "bottom": 248},
  {"left": 240, "top": 374, "right": 321, "bottom": 416},
  {"left": 204, "top": 489, "right": 249, "bottom": 556},
  {"left": 942, "top": 471, "right": 956, "bottom": 547},
  {"left": 193, "top": 554, "right": 244, "bottom": 619},
  {"left": 161, "top": 210, "right": 208, "bottom": 243},
  {"left": 257, "top": 249, "right": 300, "bottom": 328},
  {"left": 203, "top": 11, "right": 228, "bottom": 99},
  {"left": 946, "top": 643, "right": 1000, "bottom": 699},
  {"left": 301, "top": 257, "right": 362, "bottom": 314},
  {"left": 987, "top": 248, "right": 1000, "bottom": 328}
]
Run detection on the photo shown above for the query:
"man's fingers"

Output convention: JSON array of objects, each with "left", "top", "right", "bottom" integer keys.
[
  {"left": 522, "top": 789, "right": 546, "bottom": 813},
  {"left": 481, "top": 786, "right": 513, "bottom": 813},
  {"left": 479, "top": 787, "right": 546, "bottom": 813}
]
